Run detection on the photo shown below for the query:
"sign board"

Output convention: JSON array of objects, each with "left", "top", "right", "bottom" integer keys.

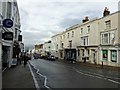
[
  {"left": 11, "top": 58, "right": 17, "bottom": 65},
  {"left": 2, "top": 32, "right": 13, "bottom": 40},
  {"left": 3, "top": 19, "right": 13, "bottom": 28}
]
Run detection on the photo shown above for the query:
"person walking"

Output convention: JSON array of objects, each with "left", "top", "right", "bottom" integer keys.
[{"left": 23, "top": 52, "right": 28, "bottom": 67}]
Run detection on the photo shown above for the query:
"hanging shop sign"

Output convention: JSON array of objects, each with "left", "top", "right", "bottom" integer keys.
[{"left": 3, "top": 19, "right": 13, "bottom": 28}]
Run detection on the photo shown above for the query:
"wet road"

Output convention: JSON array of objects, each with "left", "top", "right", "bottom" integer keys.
[{"left": 29, "top": 59, "right": 119, "bottom": 88}]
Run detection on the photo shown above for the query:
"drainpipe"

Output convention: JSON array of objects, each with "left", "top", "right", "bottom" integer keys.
[{"left": 0, "top": 20, "right": 2, "bottom": 90}]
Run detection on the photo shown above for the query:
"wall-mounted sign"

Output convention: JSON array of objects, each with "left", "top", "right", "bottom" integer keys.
[
  {"left": 2, "top": 32, "right": 13, "bottom": 40},
  {"left": 3, "top": 19, "right": 13, "bottom": 28}
]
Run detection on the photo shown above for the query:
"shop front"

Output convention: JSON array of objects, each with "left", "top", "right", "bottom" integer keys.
[{"left": 99, "top": 45, "right": 119, "bottom": 67}]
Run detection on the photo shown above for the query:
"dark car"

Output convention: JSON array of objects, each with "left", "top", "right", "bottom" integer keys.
[{"left": 47, "top": 55, "right": 55, "bottom": 61}]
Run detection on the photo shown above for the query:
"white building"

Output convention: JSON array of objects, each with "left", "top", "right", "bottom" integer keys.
[
  {"left": 51, "top": 8, "right": 120, "bottom": 67},
  {"left": 0, "top": 0, "right": 21, "bottom": 70},
  {"left": 43, "top": 40, "right": 53, "bottom": 56}
]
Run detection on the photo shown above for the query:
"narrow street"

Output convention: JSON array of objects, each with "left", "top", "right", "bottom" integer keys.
[{"left": 29, "top": 59, "right": 120, "bottom": 88}]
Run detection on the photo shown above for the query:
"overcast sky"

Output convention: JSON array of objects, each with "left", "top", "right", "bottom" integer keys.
[{"left": 17, "top": 0, "right": 119, "bottom": 49}]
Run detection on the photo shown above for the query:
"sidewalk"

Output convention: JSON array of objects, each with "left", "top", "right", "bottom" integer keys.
[{"left": 2, "top": 63, "right": 36, "bottom": 90}]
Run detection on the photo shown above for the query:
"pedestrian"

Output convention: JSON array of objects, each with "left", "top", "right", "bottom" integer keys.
[{"left": 23, "top": 52, "right": 28, "bottom": 67}]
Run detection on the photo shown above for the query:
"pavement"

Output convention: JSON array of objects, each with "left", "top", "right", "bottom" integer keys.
[{"left": 2, "top": 62, "right": 36, "bottom": 90}]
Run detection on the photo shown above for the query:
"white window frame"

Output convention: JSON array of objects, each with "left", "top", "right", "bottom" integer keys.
[
  {"left": 105, "top": 20, "right": 111, "bottom": 30},
  {"left": 101, "top": 32, "right": 110, "bottom": 45},
  {"left": 81, "top": 36, "right": 89, "bottom": 46}
]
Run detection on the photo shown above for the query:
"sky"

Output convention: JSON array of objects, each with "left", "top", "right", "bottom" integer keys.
[{"left": 17, "top": 0, "right": 120, "bottom": 49}]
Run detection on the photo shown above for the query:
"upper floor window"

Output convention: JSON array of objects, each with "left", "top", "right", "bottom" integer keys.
[
  {"left": 105, "top": 20, "right": 111, "bottom": 29},
  {"left": 69, "top": 40, "right": 72, "bottom": 48},
  {"left": 15, "top": 28, "right": 17, "bottom": 39},
  {"left": 60, "top": 36, "right": 62, "bottom": 39},
  {"left": 56, "top": 44, "right": 58, "bottom": 49},
  {"left": 63, "top": 35, "right": 65, "bottom": 39},
  {"left": 101, "top": 31, "right": 115, "bottom": 45},
  {"left": 67, "top": 33, "right": 69, "bottom": 38},
  {"left": 81, "top": 36, "right": 89, "bottom": 46},
  {"left": 61, "top": 43, "right": 64, "bottom": 48},
  {"left": 101, "top": 33, "right": 109, "bottom": 44},
  {"left": 72, "top": 31, "right": 74, "bottom": 37},
  {"left": 7, "top": 2, "right": 12, "bottom": 18},
  {"left": 87, "top": 25, "right": 90, "bottom": 33},
  {"left": 80, "top": 28, "right": 83, "bottom": 34}
]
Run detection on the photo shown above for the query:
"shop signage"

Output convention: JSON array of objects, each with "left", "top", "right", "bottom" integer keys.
[
  {"left": 3, "top": 19, "right": 13, "bottom": 28},
  {"left": 2, "top": 32, "right": 13, "bottom": 40}
]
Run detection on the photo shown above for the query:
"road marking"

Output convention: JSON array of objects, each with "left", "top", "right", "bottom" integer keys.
[
  {"left": 30, "top": 60, "right": 120, "bottom": 85},
  {"left": 28, "top": 62, "right": 40, "bottom": 90},
  {"left": 2, "top": 67, "right": 7, "bottom": 73},
  {"left": 72, "top": 67, "right": 120, "bottom": 85},
  {"left": 29, "top": 61, "right": 50, "bottom": 89}
]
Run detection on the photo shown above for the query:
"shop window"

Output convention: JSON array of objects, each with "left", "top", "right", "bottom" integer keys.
[
  {"left": 111, "top": 50, "right": 117, "bottom": 62},
  {"left": 102, "top": 50, "right": 108, "bottom": 60}
]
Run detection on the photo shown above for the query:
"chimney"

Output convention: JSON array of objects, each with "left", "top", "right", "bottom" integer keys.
[
  {"left": 82, "top": 16, "right": 89, "bottom": 23},
  {"left": 103, "top": 7, "right": 110, "bottom": 17}
]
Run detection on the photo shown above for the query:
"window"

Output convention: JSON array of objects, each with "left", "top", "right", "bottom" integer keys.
[
  {"left": 15, "top": 29, "right": 17, "bottom": 39},
  {"left": 105, "top": 20, "right": 111, "bottom": 29},
  {"left": 104, "top": 33, "right": 109, "bottom": 44},
  {"left": 67, "top": 33, "right": 69, "bottom": 38},
  {"left": 78, "top": 49, "right": 80, "bottom": 56},
  {"left": 80, "top": 28, "right": 83, "bottom": 34},
  {"left": 63, "top": 35, "right": 65, "bottom": 39},
  {"left": 81, "top": 36, "right": 89, "bottom": 46},
  {"left": 83, "top": 38, "right": 85, "bottom": 45},
  {"left": 7, "top": 2, "right": 12, "bottom": 18},
  {"left": 60, "top": 36, "right": 62, "bottom": 39},
  {"left": 82, "top": 49, "right": 84, "bottom": 57},
  {"left": 110, "top": 31, "right": 115, "bottom": 44},
  {"left": 56, "top": 44, "right": 58, "bottom": 49},
  {"left": 102, "top": 50, "right": 108, "bottom": 61},
  {"left": 72, "top": 31, "right": 74, "bottom": 37},
  {"left": 69, "top": 40, "right": 72, "bottom": 48},
  {"left": 111, "top": 50, "right": 117, "bottom": 62},
  {"left": 61, "top": 43, "right": 64, "bottom": 48},
  {"left": 87, "top": 26, "right": 90, "bottom": 33},
  {"left": 101, "top": 33, "right": 109, "bottom": 44},
  {"left": 2, "top": 2, "right": 6, "bottom": 17}
]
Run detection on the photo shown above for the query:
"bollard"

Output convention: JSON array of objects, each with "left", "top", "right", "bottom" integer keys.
[{"left": 102, "top": 61, "right": 103, "bottom": 68}]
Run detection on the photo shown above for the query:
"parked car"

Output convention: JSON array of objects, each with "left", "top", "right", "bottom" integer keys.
[{"left": 47, "top": 55, "right": 55, "bottom": 61}]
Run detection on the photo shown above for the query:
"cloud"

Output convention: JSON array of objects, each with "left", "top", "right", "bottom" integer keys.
[{"left": 17, "top": 0, "right": 119, "bottom": 49}]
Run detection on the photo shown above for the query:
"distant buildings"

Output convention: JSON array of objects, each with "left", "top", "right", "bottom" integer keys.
[{"left": 0, "top": 0, "right": 22, "bottom": 69}]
